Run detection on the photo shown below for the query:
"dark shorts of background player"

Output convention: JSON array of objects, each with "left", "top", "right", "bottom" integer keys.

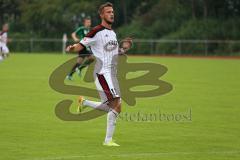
[{"left": 78, "top": 48, "right": 92, "bottom": 58}]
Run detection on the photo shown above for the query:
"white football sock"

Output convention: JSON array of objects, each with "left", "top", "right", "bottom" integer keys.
[
  {"left": 105, "top": 109, "right": 119, "bottom": 143},
  {"left": 0, "top": 56, "right": 3, "bottom": 62},
  {"left": 83, "top": 100, "right": 110, "bottom": 112}
]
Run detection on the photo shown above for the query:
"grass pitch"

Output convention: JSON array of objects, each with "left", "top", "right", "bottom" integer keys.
[{"left": 0, "top": 53, "right": 240, "bottom": 160}]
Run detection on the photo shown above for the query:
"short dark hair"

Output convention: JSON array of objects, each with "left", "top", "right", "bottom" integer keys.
[
  {"left": 98, "top": 2, "right": 113, "bottom": 15},
  {"left": 84, "top": 17, "right": 91, "bottom": 21}
]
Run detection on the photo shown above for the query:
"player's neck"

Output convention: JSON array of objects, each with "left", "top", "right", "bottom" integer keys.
[{"left": 101, "top": 21, "right": 112, "bottom": 30}]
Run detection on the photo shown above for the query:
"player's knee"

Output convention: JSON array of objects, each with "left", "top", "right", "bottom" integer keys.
[
  {"left": 108, "top": 97, "right": 121, "bottom": 113},
  {"left": 77, "top": 57, "right": 83, "bottom": 63},
  {"left": 113, "top": 97, "right": 121, "bottom": 113},
  {"left": 88, "top": 56, "right": 95, "bottom": 62}
]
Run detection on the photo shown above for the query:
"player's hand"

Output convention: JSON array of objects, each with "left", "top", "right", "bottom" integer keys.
[
  {"left": 66, "top": 45, "right": 74, "bottom": 52},
  {"left": 119, "top": 37, "right": 133, "bottom": 54}
]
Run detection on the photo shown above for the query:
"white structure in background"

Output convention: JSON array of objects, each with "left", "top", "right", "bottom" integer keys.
[{"left": 62, "top": 33, "right": 68, "bottom": 54}]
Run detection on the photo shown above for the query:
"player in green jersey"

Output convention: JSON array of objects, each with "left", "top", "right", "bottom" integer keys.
[{"left": 66, "top": 17, "right": 94, "bottom": 80}]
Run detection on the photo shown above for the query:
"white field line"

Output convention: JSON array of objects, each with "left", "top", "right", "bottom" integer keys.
[{"left": 28, "top": 151, "right": 240, "bottom": 160}]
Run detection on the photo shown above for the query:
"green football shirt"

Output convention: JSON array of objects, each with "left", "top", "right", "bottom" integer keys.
[{"left": 74, "top": 26, "right": 90, "bottom": 40}]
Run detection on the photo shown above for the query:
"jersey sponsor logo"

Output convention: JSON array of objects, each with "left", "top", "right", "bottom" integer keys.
[{"left": 104, "top": 40, "right": 118, "bottom": 52}]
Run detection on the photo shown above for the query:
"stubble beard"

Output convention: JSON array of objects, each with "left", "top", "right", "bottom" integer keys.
[{"left": 104, "top": 17, "right": 114, "bottom": 25}]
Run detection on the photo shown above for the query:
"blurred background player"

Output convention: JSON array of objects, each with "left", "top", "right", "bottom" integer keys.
[
  {"left": 66, "top": 17, "right": 94, "bottom": 80},
  {"left": 0, "top": 23, "right": 10, "bottom": 62}
]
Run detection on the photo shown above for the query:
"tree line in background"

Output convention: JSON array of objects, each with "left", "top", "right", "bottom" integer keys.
[
  {"left": 1, "top": 0, "right": 240, "bottom": 54},
  {"left": 0, "top": 0, "right": 150, "bottom": 37}
]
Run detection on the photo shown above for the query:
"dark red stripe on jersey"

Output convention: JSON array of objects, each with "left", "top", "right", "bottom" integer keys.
[
  {"left": 97, "top": 74, "right": 113, "bottom": 101},
  {"left": 86, "top": 25, "right": 105, "bottom": 38},
  {"left": 0, "top": 31, "right": 5, "bottom": 35},
  {"left": 79, "top": 42, "right": 86, "bottom": 49}
]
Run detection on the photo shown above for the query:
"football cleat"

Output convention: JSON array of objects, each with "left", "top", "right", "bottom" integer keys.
[
  {"left": 103, "top": 140, "right": 120, "bottom": 147},
  {"left": 66, "top": 75, "right": 73, "bottom": 81},
  {"left": 77, "top": 96, "right": 84, "bottom": 113}
]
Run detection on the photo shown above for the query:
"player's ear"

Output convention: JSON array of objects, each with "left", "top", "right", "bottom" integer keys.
[{"left": 99, "top": 13, "right": 104, "bottom": 19}]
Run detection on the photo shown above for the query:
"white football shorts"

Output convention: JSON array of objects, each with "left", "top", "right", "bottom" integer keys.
[{"left": 0, "top": 44, "right": 9, "bottom": 54}]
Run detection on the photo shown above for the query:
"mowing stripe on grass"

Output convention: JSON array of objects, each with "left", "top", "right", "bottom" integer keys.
[{"left": 29, "top": 151, "right": 240, "bottom": 160}]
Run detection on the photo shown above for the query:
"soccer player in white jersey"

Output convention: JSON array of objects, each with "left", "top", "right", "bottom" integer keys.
[
  {"left": 66, "top": 2, "right": 123, "bottom": 147},
  {"left": 0, "top": 23, "right": 10, "bottom": 62}
]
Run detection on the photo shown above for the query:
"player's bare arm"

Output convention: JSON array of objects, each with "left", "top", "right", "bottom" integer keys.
[
  {"left": 66, "top": 43, "right": 84, "bottom": 52},
  {"left": 71, "top": 32, "right": 80, "bottom": 42},
  {"left": 0, "top": 35, "right": 3, "bottom": 43}
]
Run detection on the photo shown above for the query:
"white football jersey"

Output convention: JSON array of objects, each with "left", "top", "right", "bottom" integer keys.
[
  {"left": 0, "top": 31, "right": 8, "bottom": 45},
  {"left": 80, "top": 25, "right": 119, "bottom": 73}
]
